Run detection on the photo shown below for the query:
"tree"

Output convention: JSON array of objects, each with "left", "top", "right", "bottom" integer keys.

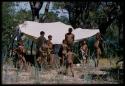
[
  {"left": 29, "top": 1, "right": 43, "bottom": 21},
  {"left": 2, "top": 2, "right": 34, "bottom": 57},
  {"left": 14, "top": 9, "right": 32, "bottom": 22},
  {"left": 39, "top": 12, "right": 59, "bottom": 23},
  {"left": 29, "top": 1, "right": 123, "bottom": 47},
  {"left": 63, "top": 1, "right": 123, "bottom": 38},
  {"left": 2, "top": 2, "right": 16, "bottom": 49}
]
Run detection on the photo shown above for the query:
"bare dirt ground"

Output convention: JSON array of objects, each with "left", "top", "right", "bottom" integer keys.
[{"left": 2, "top": 58, "right": 123, "bottom": 84}]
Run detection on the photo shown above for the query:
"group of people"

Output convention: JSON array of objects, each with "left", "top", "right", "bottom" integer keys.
[
  {"left": 13, "top": 27, "right": 102, "bottom": 77},
  {"left": 36, "top": 28, "right": 75, "bottom": 77},
  {"left": 36, "top": 31, "right": 54, "bottom": 67},
  {"left": 80, "top": 32, "right": 102, "bottom": 67}
]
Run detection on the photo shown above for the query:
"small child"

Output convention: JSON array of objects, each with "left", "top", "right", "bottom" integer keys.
[
  {"left": 47, "top": 35, "right": 54, "bottom": 65},
  {"left": 61, "top": 39, "right": 68, "bottom": 66},
  {"left": 14, "top": 41, "right": 26, "bottom": 70},
  {"left": 80, "top": 39, "right": 88, "bottom": 65},
  {"left": 65, "top": 47, "right": 74, "bottom": 77},
  {"left": 94, "top": 33, "right": 102, "bottom": 67}
]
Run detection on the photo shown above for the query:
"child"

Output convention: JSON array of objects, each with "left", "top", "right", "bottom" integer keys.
[
  {"left": 14, "top": 41, "right": 26, "bottom": 71},
  {"left": 80, "top": 39, "right": 88, "bottom": 65},
  {"left": 94, "top": 33, "right": 102, "bottom": 67},
  {"left": 61, "top": 39, "right": 68, "bottom": 66},
  {"left": 65, "top": 47, "right": 74, "bottom": 77},
  {"left": 37, "top": 42, "right": 48, "bottom": 65},
  {"left": 47, "top": 35, "right": 54, "bottom": 65}
]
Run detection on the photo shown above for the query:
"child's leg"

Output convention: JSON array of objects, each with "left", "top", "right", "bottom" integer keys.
[
  {"left": 70, "top": 64, "right": 74, "bottom": 77},
  {"left": 65, "top": 63, "right": 69, "bottom": 75},
  {"left": 62, "top": 55, "right": 65, "bottom": 66},
  {"left": 51, "top": 54, "right": 54, "bottom": 65},
  {"left": 49, "top": 54, "right": 52, "bottom": 64},
  {"left": 96, "top": 49, "right": 101, "bottom": 67},
  {"left": 21, "top": 56, "right": 27, "bottom": 70},
  {"left": 22, "top": 56, "right": 26, "bottom": 64},
  {"left": 96, "top": 54, "right": 99, "bottom": 67},
  {"left": 85, "top": 55, "right": 88, "bottom": 63},
  {"left": 19, "top": 59, "right": 23, "bottom": 70},
  {"left": 95, "top": 53, "right": 98, "bottom": 67},
  {"left": 83, "top": 56, "right": 86, "bottom": 65}
]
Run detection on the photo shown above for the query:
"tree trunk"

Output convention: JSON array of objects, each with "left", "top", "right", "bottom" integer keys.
[
  {"left": 31, "top": 41, "right": 33, "bottom": 55},
  {"left": 29, "top": 1, "right": 43, "bottom": 21}
]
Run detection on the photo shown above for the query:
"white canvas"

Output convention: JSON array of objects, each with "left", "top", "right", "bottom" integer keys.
[{"left": 19, "top": 21, "right": 99, "bottom": 44}]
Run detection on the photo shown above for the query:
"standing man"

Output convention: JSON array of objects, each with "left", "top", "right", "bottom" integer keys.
[
  {"left": 36, "top": 31, "right": 47, "bottom": 67},
  {"left": 65, "top": 28, "right": 75, "bottom": 50}
]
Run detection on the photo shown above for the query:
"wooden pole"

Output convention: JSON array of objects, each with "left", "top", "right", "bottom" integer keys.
[{"left": 31, "top": 41, "right": 33, "bottom": 55}]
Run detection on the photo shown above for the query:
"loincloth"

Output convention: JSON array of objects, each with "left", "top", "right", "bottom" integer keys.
[
  {"left": 66, "top": 62, "right": 73, "bottom": 68},
  {"left": 81, "top": 50, "right": 87, "bottom": 60}
]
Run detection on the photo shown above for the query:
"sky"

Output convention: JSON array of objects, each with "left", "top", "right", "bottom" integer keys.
[{"left": 14, "top": 2, "right": 69, "bottom": 19}]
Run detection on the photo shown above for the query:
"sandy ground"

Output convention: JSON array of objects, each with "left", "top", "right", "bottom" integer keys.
[{"left": 2, "top": 58, "right": 123, "bottom": 84}]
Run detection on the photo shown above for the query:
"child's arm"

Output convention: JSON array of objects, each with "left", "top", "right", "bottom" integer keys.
[
  {"left": 85, "top": 46, "right": 88, "bottom": 54},
  {"left": 65, "top": 53, "right": 68, "bottom": 59},
  {"left": 80, "top": 47, "right": 83, "bottom": 52}
]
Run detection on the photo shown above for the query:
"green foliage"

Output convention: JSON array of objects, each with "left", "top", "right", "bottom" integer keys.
[
  {"left": 2, "top": 2, "right": 32, "bottom": 50},
  {"left": 59, "top": 16, "right": 69, "bottom": 24},
  {"left": 2, "top": 2, "right": 16, "bottom": 48},
  {"left": 15, "top": 9, "right": 32, "bottom": 23},
  {"left": 52, "top": 2, "right": 65, "bottom": 9},
  {"left": 41, "top": 12, "right": 59, "bottom": 22},
  {"left": 106, "top": 21, "right": 119, "bottom": 41}
]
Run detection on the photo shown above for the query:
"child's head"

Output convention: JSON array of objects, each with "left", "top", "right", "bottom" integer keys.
[
  {"left": 82, "top": 39, "right": 87, "bottom": 45},
  {"left": 48, "top": 35, "right": 52, "bottom": 40},
  {"left": 96, "top": 32, "right": 101, "bottom": 40}
]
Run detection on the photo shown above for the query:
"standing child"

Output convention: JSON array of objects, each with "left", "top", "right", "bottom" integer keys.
[
  {"left": 94, "top": 33, "right": 102, "bottom": 67},
  {"left": 80, "top": 39, "right": 88, "bottom": 65},
  {"left": 65, "top": 48, "right": 74, "bottom": 77},
  {"left": 14, "top": 41, "right": 27, "bottom": 71},
  {"left": 47, "top": 35, "right": 54, "bottom": 65},
  {"left": 61, "top": 39, "right": 68, "bottom": 66}
]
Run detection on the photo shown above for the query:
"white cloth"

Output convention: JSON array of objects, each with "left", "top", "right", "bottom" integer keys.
[
  {"left": 19, "top": 21, "right": 99, "bottom": 44},
  {"left": 81, "top": 49, "right": 86, "bottom": 60}
]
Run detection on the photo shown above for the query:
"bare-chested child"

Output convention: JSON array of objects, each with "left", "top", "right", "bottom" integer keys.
[
  {"left": 65, "top": 28, "right": 75, "bottom": 49},
  {"left": 94, "top": 33, "right": 102, "bottom": 67},
  {"left": 80, "top": 39, "right": 88, "bottom": 65},
  {"left": 47, "top": 35, "right": 54, "bottom": 65},
  {"left": 13, "top": 41, "right": 26, "bottom": 70},
  {"left": 37, "top": 42, "right": 48, "bottom": 65},
  {"left": 65, "top": 48, "right": 74, "bottom": 77},
  {"left": 61, "top": 39, "right": 68, "bottom": 66}
]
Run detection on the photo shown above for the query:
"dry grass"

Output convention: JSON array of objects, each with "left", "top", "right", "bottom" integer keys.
[
  {"left": 2, "top": 56, "right": 123, "bottom": 84},
  {"left": 99, "top": 56, "right": 122, "bottom": 69}
]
